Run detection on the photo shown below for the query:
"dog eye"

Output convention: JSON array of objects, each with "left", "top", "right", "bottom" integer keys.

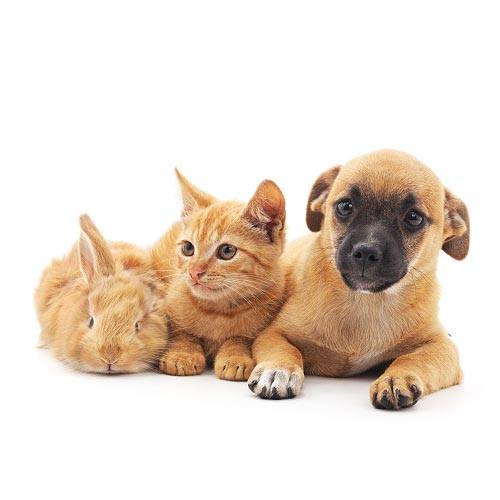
[
  {"left": 181, "top": 241, "right": 195, "bottom": 256},
  {"left": 405, "top": 209, "right": 425, "bottom": 227},
  {"left": 88, "top": 316, "right": 94, "bottom": 328},
  {"left": 217, "top": 244, "right": 237, "bottom": 260},
  {"left": 336, "top": 200, "right": 353, "bottom": 217}
]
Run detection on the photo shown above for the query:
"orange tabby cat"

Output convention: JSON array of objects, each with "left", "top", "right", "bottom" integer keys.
[{"left": 151, "top": 170, "right": 286, "bottom": 381}]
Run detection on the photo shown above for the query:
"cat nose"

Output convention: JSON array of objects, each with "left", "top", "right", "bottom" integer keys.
[{"left": 189, "top": 267, "right": 206, "bottom": 283}]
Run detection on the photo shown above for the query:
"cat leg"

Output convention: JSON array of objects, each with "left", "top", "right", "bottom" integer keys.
[
  {"left": 214, "top": 337, "right": 254, "bottom": 381},
  {"left": 159, "top": 333, "right": 206, "bottom": 376}
]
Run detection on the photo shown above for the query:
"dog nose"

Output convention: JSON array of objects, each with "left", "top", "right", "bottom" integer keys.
[
  {"left": 189, "top": 267, "right": 206, "bottom": 283},
  {"left": 351, "top": 243, "right": 382, "bottom": 266}
]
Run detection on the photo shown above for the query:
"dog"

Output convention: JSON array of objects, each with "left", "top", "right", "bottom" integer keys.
[{"left": 247, "top": 149, "right": 469, "bottom": 409}]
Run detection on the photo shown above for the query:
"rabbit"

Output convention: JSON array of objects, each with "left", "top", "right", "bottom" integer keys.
[{"left": 35, "top": 214, "right": 168, "bottom": 373}]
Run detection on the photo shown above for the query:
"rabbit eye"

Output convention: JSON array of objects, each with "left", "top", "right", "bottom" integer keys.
[
  {"left": 135, "top": 321, "right": 140, "bottom": 332},
  {"left": 88, "top": 316, "right": 94, "bottom": 328}
]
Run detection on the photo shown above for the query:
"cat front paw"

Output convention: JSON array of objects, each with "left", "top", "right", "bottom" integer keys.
[
  {"left": 214, "top": 354, "right": 254, "bottom": 381},
  {"left": 159, "top": 350, "right": 206, "bottom": 376},
  {"left": 247, "top": 362, "right": 304, "bottom": 399}
]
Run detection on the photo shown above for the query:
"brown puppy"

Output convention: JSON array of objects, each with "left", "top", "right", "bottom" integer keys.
[{"left": 248, "top": 149, "right": 469, "bottom": 409}]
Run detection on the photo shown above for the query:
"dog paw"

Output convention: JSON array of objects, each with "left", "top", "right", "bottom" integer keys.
[
  {"left": 370, "top": 374, "right": 423, "bottom": 410},
  {"left": 214, "top": 354, "right": 255, "bottom": 381},
  {"left": 159, "top": 350, "right": 206, "bottom": 376},
  {"left": 247, "top": 362, "right": 304, "bottom": 399}
]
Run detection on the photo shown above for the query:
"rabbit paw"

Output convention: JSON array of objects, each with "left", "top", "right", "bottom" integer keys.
[
  {"left": 159, "top": 350, "right": 206, "bottom": 376},
  {"left": 214, "top": 354, "right": 255, "bottom": 381}
]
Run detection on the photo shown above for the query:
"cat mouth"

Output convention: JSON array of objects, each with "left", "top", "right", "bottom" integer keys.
[
  {"left": 185, "top": 275, "right": 225, "bottom": 295},
  {"left": 191, "top": 282, "right": 220, "bottom": 292}
]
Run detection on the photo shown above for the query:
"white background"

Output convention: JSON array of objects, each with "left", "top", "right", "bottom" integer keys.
[{"left": 1, "top": 1, "right": 498, "bottom": 499}]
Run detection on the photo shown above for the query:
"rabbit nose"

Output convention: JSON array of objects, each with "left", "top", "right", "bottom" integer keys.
[
  {"left": 100, "top": 346, "right": 121, "bottom": 364},
  {"left": 100, "top": 358, "right": 119, "bottom": 374},
  {"left": 100, "top": 356, "right": 118, "bottom": 364}
]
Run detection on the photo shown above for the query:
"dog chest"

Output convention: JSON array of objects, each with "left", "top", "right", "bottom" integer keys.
[
  {"left": 344, "top": 349, "right": 389, "bottom": 376},
  {"left": 303, "top": 299, "right": 401, "bottom": 374}
]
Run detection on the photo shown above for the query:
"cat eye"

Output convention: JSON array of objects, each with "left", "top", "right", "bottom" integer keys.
[
  {"left": 181, "top": 241, "right": 195, "bottom": 256},
  {"left": 336, "top": 199, "right": 353, "bottom": 217},
  {"left": 88, "top": 316, "right": 94, "bottom": 328},
  {"left": 217, "top": 244, "right": 237, "bottom": 260},
  {"left": 405, "top": 209, "right": 425, "bottom": 228}
]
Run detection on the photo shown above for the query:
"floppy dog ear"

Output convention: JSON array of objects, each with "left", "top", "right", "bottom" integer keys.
[
  {"left": 175, "top": 169, "right": 217, "bottom": 217},
  {"left": 442, "top": 189, "right": 470, "bottom": 260},
  {"left": 306, "top": 166, "right": 341, "bottom": 232},
  {"left": 242, "top": 180, "right": 286, "bottom": 243}
]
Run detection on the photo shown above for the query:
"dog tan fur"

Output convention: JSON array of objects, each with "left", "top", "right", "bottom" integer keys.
[
  {"left": 248, "top": 150, "right": 469, "bottom": 408},
  {"left": 151, "top": 171, "right": 286, "bottom": 381}
]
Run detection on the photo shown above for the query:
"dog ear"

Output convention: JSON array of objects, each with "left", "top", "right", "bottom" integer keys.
[
  {"left": 442, "top": 189, "right": 470, "bottom": 260},
  {"left": 306, "top": 166, "right": 341, "bottom": 232},
  {"left": 242, "top": 180, "right": 285, "bottom": 243},
  {"left": 175, "top": 169, "right": 217, "bottom": 217}
]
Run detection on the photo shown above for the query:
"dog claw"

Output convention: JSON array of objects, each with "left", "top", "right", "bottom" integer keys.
[{"left": 371, "top": 376, "right": 424, "bottom": 410}]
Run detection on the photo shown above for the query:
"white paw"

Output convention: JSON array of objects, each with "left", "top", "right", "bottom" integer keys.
[{"left": 247, "top": 363, "right": 304, "bottom": 399}]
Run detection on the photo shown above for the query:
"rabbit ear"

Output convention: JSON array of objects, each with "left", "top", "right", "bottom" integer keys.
[
  {"left": 78, "top": 214, "right": 116, "bottom": 283},
  {"left": 175, "top": 169, "right": 217, "bottom": 217},
  {"left": 242, "top": 180, "right": 286, "bottom": 243}
]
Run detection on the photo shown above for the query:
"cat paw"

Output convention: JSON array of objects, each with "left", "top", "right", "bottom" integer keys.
[
  {"left": 247, "top": 362, "right": 304, "bottom": 399},
  {"left": 370, "top": 373, "right": 423, "bottom": 410},
  {"left": 159, "top": 351, "right": 206, "bottom": 376},
  {"left": 214, "top": 354, "right": 255, "bottom": 381}
]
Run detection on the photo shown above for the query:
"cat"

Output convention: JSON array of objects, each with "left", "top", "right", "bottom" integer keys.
[{"left": 151, "top": 170, "right": 286, "bottom": 381}]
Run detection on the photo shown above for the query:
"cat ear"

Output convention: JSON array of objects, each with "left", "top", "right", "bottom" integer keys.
[
  {"left": 242, "top": 180, "right": 285, "bottom": 242},
  {"left": 78, "top": 214, "right": 116, "bottom": 284},
  {"left": 175, "top": 169, "right": 217, "bottom": 217},
  {"left": 442, "top": 188, "right": 470, "bottom": 260}
]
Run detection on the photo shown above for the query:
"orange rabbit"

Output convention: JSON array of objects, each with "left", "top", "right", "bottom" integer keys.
[{"left": 35, "top": 215, "right": 167, "bottom": 373}]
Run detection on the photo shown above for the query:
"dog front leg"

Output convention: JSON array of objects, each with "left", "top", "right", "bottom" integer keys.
[
  {"left": 247, "top": 329, "right": 304, "bottom": 399},
  {"left": 370, "top": 332, "right": 462, "bottom": 410}
]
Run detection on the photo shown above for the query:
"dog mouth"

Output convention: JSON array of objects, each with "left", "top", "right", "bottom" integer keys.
[{"left": 340, "top": 272, "right": 404, "bottom": 293}]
